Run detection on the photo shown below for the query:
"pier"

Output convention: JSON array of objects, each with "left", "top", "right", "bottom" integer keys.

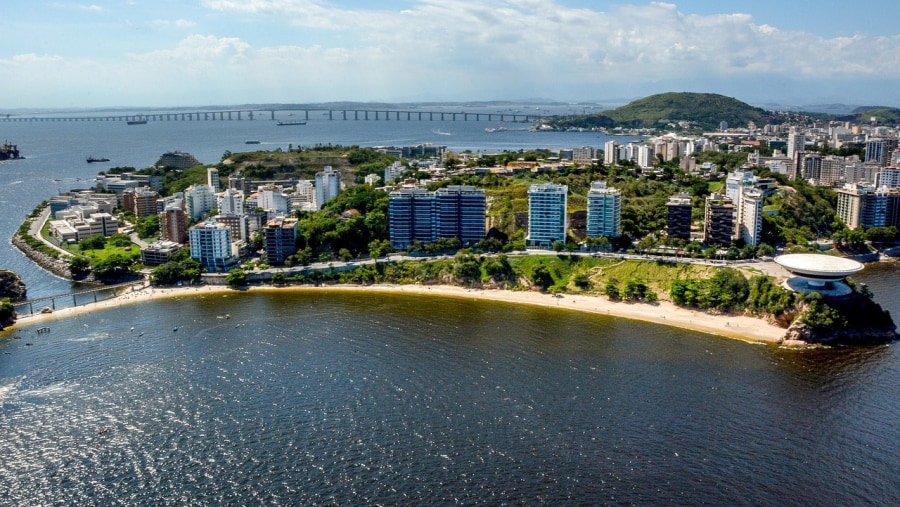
[
  {"left": 12, "top": 281, "right": 147, "bottom": 318},
  {"left": 0, "top": 108, "right": 545, "bottom": 124}
]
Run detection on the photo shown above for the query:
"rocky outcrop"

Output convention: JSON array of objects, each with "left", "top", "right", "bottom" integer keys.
[
  {"left": 783, "top": 291, "right": 897, "bottom": 346},
  {"left": 0, "top": 270, "right": 26, "bottom": 300},
  {"left": 11, "top": 233, "right": 72, "bottom": 279}
]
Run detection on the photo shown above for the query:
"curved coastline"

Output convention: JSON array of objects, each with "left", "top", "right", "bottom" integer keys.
[{"left": 8, "top": 282, "right": 787, "bottom": 344}]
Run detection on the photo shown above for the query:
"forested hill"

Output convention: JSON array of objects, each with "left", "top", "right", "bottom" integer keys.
[{"left": 550, "top": 92, "right": 778, "bottom": 131}]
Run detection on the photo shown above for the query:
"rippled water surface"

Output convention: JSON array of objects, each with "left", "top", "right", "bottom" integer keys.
[{"left": 2, "top": 290, "right": 899, "bottom": 505}]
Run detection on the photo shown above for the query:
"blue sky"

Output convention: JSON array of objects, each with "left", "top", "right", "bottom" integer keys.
[{"left": 3, "top": 1, "right": 899, "bottom": 108}]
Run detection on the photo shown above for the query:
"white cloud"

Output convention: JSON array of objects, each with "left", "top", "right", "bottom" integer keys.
[
  {"left": 152, "top": 19, "right": 198, "bottom": 28},
  {"left": 10, "top": 54, "right": 64, "bottom": 63},
  {"left": 6, "top": 1, "right": 900, "bottom": 106}
]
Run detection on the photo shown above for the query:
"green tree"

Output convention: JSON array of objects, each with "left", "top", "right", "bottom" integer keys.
[
  {"left": 530, "top": 264, "right": 554, "bottom": 290},
  {"left": 225, "top": 269, "right": 248, "bottom": 288},
  {"left": 136, "top": 214, "right": 160, "bottom": 239},
  {"left": 68, "top": 256, "right": 91, "bottom": 277},
  {"left": 79, "top": 235, "right": 107, "bottom": 251},
  {"left": 604, "top": 279, "right": 621, "bottom": 300},
  {"left": 91, "top": 253, "right": 135, "bottom": 281}
]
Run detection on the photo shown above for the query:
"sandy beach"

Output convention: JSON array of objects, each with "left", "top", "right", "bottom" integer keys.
[{"left": 11, "top": 282, "right": 788, "bottom": 344}]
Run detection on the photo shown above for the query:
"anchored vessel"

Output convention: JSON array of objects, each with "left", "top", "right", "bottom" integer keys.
[
  {"left": 1, "top": 141, "right": 22, "bottom": 160},
  {"left": 276, "top": 120, "right": 306, "bottom": 126}
]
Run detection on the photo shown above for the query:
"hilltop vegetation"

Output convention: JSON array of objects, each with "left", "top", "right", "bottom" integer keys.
[
  {"left": 550, "top": 92, "right": 778, "bottom": 131},
  {"left": 838, "top": 107, "right": 900, "bottom": 127}
]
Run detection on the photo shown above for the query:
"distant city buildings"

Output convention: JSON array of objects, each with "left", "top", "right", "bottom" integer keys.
[{"left": 526, "top": 183, "right": 568, "bottom": 249}]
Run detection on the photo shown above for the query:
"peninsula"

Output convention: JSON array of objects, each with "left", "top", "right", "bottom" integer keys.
[{"left": 8, "top": 93, "right": 900, "bottom": 347}]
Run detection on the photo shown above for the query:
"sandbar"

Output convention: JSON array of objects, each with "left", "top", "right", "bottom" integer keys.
[{"left": 9, "top": 282, "right": 787, "bottom": 344}]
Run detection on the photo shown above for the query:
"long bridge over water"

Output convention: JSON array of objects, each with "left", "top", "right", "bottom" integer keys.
[{"left": 0, "top": 108, "right": 547, "bottom": 124}]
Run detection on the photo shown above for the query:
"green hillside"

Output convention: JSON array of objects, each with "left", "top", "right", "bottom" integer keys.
[
  {"left": 841, "top": 107, "right": 900, "bottom": 127},
  {"left": 551, "top": 92, "right": 774, "bottom": 131}
]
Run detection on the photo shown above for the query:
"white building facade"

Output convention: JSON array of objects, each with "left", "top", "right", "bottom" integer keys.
[
  {"left": 526, "top": 183, "right": 568, "bottom": 249},
  {"left": 586, "top": 181, "right": 621, "bottom": 238}
]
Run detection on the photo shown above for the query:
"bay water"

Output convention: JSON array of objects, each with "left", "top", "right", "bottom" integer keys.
[{"left": 0, "top": 111, "right": 898, "bottom": 505}]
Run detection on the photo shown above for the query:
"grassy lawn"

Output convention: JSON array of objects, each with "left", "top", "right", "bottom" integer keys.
[
  {"left": 61, "top": 242, "right": 141, "bottom": 263},
  {"left": 509, "top": 255, "right": 722, "bottom": 299}
]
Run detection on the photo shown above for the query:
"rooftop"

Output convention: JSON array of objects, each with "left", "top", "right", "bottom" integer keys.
[{"left": 774, "top": 253, "right": 864, "bottom": 279}]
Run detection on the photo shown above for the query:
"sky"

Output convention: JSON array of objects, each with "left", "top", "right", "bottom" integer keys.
[{"left": 3, "top": 0, "right": 900, "bottom": 109}]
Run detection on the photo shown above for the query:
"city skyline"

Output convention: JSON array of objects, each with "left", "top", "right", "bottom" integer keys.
[{"left": 2, "top": 1, "right": 900, "bottom": 109}]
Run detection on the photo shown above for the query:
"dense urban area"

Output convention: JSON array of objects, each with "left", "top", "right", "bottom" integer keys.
[{"left": 7, "top": 93, "right": 900, "bottom": 339}]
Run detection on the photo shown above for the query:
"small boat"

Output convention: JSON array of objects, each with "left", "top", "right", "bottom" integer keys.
[
  {"left": 276, "top": 120, "right": 306, "bottom": 126},
  {"left": 245, "top": 140, "right": 261, "bottom": 144},
  {"left": 87, "top": 156, "right": 110, "bottom": 163}
]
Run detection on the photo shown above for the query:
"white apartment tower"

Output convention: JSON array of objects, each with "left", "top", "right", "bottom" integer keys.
[
  {"left": 189, "top": 220, "right": 236, "bottom": 272},
  {"left": 218, "top": 188, "right": 244, "bottom": 215},
  {"left": 184, "top": 184, "right": 217, "bottom": 221},
  {"left": 207, "top": 167, "right": 220, "bottom": 191},
  {"left": 787, "top": 128, "right": 805, "bottom": 161},
  {"left": 316, "top": 166, "right": 342, "bottom": 209},
  {"left": 586, "top": 181, "right": 621, "bottom": 238},
  {"left": 526, "top": 183, "right": 568, "bottom": 249},
  {"left": 604, "top": 140, "right": 620, "bottom": 166},
  {"left": 739, "top": 189, "right": 764, "bottom": 246}
]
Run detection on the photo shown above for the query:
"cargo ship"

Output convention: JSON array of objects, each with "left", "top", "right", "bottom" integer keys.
[
  {"left": 1, "top": 141, "right": 22, "bottom": 160},
  {"left": 276, "top": 120, "right": 306, "bottom": 126}
]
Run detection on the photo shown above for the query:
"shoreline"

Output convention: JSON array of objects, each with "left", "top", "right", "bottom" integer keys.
[{"left": 8, "top": 282, "right": 787, "bottom": 344}]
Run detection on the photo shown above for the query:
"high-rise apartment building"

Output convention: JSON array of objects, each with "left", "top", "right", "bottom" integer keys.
[
  {"left": 218, "top": 188, "right": 244, "bottom": 215},
  {"left": 739, "top": 189, "right": 764, "bottom": 246},
  {"left": 263, "top": 216, "right": 299, "bottom": 265},
  {"left": 123, "top": 186, "right": 160, "bottom": 219},
  {"left": 878, "top": 167, "right": 900, "bottom": 188},
  {"left": 586, "top": 181, "right": 621, "bottom": 238},
  {"left": 837, "top": 183, "right": 900, "bottom": 230},
  {"left": 704, "top": 193, "right": 735, "bottom": 246},
  {"left": 207, "top": 167, "right": 220, "bottom": 191},
  {"left": 388, "top": 188, "right": 436, "bottom": 249},
  {"left": 388, "top": 186, "right": 486, "bottom": 249},
  {"left": 787, "top": 128, "right": 804, "bottom": 161},
  {"left": 526, "top": 183, "right": 568, "bottom": 249},
  {"left": 185, "top": 184, "right": 217, "bottom": 221},
  {"left": 159, "top": 206, "right": 187, "bottom": 244},
  {"left": 316, "top": 166, "right": 342, "bottom": 209},
  {"left": 434, "top": 185, "right": 486, "bottom": 246},
  {"left": 603, "top": 140, "right": 619, "bottom": 166},
  {"left": 189, "top": 220, "right": 236, "bottom": 272},
  {"left": 666, "top": 193, "right": 693, "bottom": 241}
]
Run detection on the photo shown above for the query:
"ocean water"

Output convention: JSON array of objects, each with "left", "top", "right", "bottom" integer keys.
[{"left": 0, "top": 113, "right": 898, "bottom": 505}]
